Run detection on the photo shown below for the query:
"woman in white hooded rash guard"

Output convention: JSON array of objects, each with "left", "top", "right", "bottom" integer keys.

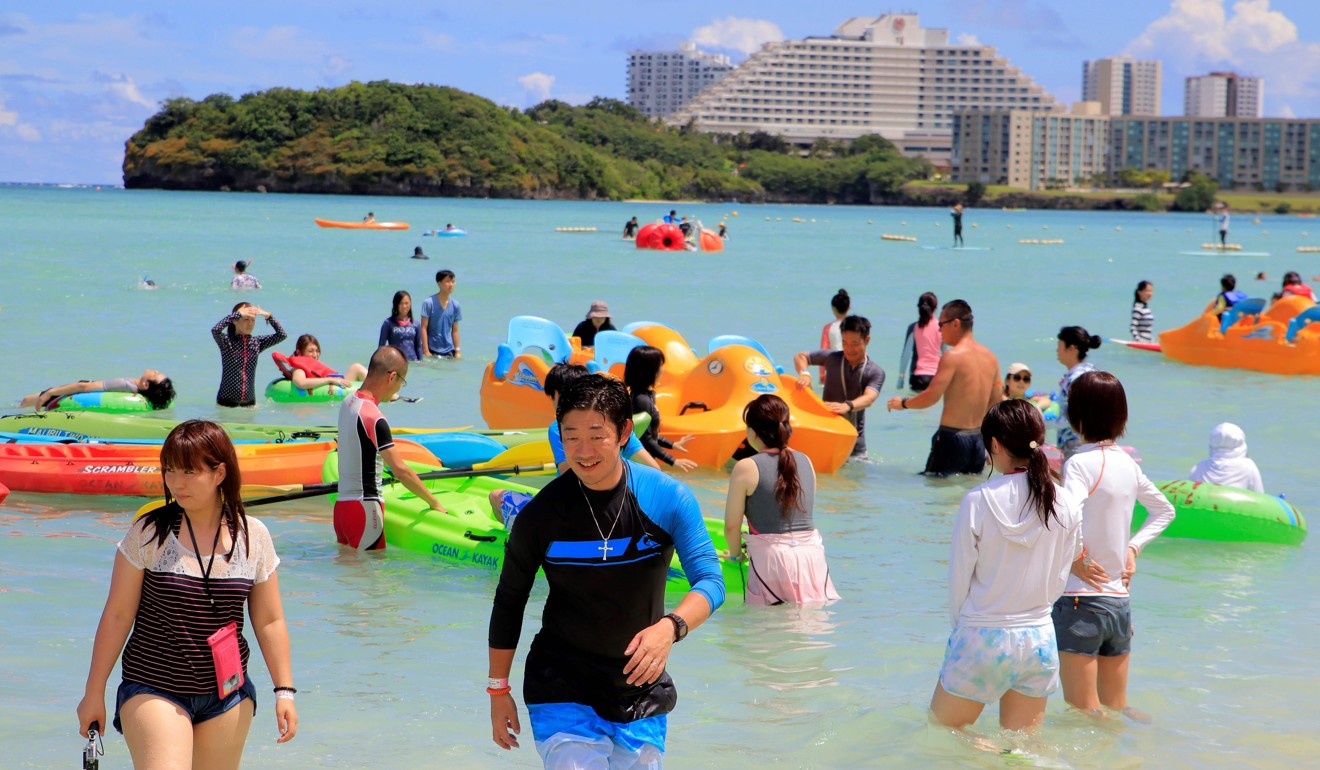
[
  {"left": 930, "top": 399, "right": 1083, "bottom": 732},
  {"left": 1055, "top": 371, "right": 1176, "bottom": 720},
  {"left": 1189, "top": 423, "right": 1264, "bottom": 493}
]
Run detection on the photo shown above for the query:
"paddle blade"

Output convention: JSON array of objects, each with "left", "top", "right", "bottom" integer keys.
[{"left": 473, "top": 440, "right": 553, "bottom": 471}]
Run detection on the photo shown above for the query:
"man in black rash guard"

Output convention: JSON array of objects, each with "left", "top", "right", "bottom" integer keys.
[{"left": 487, "top": 375, "right": 724, "bottom": 769}]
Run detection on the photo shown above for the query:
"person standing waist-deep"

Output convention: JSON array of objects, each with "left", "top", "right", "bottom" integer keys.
[
  {"left": 212, "top": 302, "right": 286, "bottom": 407},
  {"left": 794, "top": 315, "right": 885, "bottom": 457}
]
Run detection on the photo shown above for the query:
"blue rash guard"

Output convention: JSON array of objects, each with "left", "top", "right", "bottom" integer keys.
[{"left": 488, "top": 461, "right": 723, "bottom": 726}]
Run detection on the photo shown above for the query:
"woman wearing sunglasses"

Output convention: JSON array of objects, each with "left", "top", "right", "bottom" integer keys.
[{"left": 1003, "top": 363, "right": 1054, "bottom": 415}]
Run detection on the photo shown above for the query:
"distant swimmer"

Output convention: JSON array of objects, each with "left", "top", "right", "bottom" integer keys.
[
  {"left": 412, "top": 246, "right": 429, "bottom": 260},
  {"left": 23, "top": 370, "right": 175, "bottom": 411},
  {"left": 887, "top": 299, "right": 1001, "bottom": 476},
  {"left": 364, "top": 211, "right": 376, "bottom": 223},
  {"left": 663, "top": 209, "right": 678, "bottom": 224},
  {"left": 718, "top": 222, "right": 728, "bottom": 239},
  {"left": 623, "top": 216, "right": 639, "bottom": 239},
  {"left": 950, "top": 203, "right": 965, "bottom": 247},
  {"left": 139, "top": 276, "right": 158, "bottom": 289},
  {"left": 231, "top": 259, "right": 261, "bottom": 290},
  {"left": 443, "top": 223, "right": 457, "bottom": 232}
]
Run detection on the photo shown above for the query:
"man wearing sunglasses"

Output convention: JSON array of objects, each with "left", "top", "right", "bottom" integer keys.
[
  {"left": 887, "top": 300, "right": 1003, "bottom": 476},
  {"left": 335, "top": 345, "right": 445, "bottom": 550}
]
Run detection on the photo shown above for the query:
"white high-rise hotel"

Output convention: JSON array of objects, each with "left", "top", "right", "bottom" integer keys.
[
  {"left": 1185, "top": 72, "right": 1263, "bottom": 118},
  {"left": 627, "top": 43, "right": 734, "bottom": 119},
  {"left": 1081, "top": 56, "right": 1162, "bottom": 116},
  {"left": 666, "top": 14, "right": 1057, "bottom": 167}
]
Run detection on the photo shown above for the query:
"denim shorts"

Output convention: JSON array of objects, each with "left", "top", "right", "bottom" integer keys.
[
  {"left": 113, "top": 677, "right": 257, "bottom": 734},
  {"left": 1052, "top": 595, "right": 1133, "bottom": 657}
]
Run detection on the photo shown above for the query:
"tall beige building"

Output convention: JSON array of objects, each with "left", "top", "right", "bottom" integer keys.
[
  {"left": 1185, "top": 72, "right": 1263, "bottom": 118},
  {"left": 1082, "top": 56, "right": 1161, "bottom": 116},
  {"left": 667, "top": 14, "right": 1057, "bottom": 168},
  {"left": 953, "top": 103, "right": 1109, "bottom": 190}
]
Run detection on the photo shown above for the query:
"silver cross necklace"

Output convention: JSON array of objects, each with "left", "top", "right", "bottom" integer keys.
[{"left": 578, "top": 467, "right": 627, "bottom": 560}]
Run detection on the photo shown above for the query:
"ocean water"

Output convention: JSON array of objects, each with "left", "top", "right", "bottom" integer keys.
[{"left": 2, "top": 185, "right": 1318, "bottom": 767}]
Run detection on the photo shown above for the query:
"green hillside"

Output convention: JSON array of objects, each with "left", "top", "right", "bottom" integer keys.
[{"left": 123, "top": 80, "right": 929, "bottom": 202}]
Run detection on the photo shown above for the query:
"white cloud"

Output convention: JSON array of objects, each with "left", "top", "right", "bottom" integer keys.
[
  {"left": 1124, "top": 0, "right": 1320, "bottom": 100},
  {"left": 321, "top": 54, "right": 352, "bottom": 79},
  {"left": 15, "top": 123, "right": 39, "bottom": 141},
  {"left": 517, "top": 72, "right": 554, "bottom": 102},
  {"left": 1278, "top": 103, "right": 1296, "bottom": 118},
  {"left": 99, "top": 72, "right": 154, "bottom": 109},
  {"left": 691, "top": 17, "right": 783, "bottom": 56},
  {"left": 0, "top": 100, "right": 15, "bottom": 126},
  {"left": 956, "top": 33, "right": 983, "bottom": 47}
]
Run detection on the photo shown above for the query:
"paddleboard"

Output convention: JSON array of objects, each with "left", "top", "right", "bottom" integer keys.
[
  {"left": 1179, "top": 250, "right": 1271, "bottom": 257},
  {"left": 921, "top": 246, "right": 992, "bottom": 251},
  {"left": 1109, "top": 338, "right": 1162, "bottom": 352}
]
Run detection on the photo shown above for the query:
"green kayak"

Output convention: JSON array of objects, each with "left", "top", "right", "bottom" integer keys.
[
  {"left": 1133, "top": 480, "right": 1306, "bottom": 545},
  {"left": 323, "top": 450, "right": 746, "bottom": 599}
]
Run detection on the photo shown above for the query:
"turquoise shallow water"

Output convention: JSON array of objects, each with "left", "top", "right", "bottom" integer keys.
[{"left": 2, "top": 186, "right": 1319, "bottom": 767}]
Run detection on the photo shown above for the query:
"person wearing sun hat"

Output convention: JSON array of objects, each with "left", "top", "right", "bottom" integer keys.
[
  {"left": 1003, "top": 362, "right": 1053, "bottom": 412},
  {"left": 571, "top": 301, "right": 617, "bottom": 348}
]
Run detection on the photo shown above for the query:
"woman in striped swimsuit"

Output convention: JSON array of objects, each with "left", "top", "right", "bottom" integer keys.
[{"left": 212, "top": 302, "right": 286, "bottom": 407}]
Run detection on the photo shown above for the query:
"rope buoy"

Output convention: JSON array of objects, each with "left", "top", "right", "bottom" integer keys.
[{"left": 555, "top": 226, "right": 598, "bottom": 233}]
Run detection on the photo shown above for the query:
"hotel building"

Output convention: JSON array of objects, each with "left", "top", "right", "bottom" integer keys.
[
  {"left": 666, "top": 13, "right": 1058, "bottom": 169},
  {"left": 627, "top": 43, "right": 734, "bottom": 119},
  {"left": 1082, "top": 56, "right": 1162, "bottom": 116},
  {"left": 1185, "top": 72, "right": 1264, "bottom": 118},
  {"left": 952, "top": 103, "right": 1109, "bottom": 190}
]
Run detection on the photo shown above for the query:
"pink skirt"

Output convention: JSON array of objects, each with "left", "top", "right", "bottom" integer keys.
[{"left": 744, "top": 530, "right": 841, "bottom": 606}]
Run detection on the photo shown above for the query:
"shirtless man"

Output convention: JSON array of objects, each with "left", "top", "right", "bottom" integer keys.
[{"left": 886, "top": 299, "right": 1001, "bottom": 476}]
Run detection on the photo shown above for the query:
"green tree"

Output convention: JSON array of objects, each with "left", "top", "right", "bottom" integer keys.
[
  {"left": 1171, "top": 172, "right": 1219, "bottom": 212},
  {"left": 965, "top": 181, "right": 986, "bottom": 206}
]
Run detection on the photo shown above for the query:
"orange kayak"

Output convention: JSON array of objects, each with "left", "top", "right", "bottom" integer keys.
[
  {"left": 0, "top": 439, "right": 440, "bottom": 496},
  {"left": 314, "top": 218, "right": 410, "bottom": 230}
]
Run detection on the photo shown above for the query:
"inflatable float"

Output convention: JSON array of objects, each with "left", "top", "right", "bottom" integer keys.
[
  {"left": 323, "top": 452, "right": 748, "bottom": 599},
  {"left": 314, "top": 218, "right": 410, "bottom": 230},
  {"left": 264, "top": 378, "right": 360, "bottom": 404},
  {"left": 425, "top": 228, "right": 467, "bottom": 237},
  {"left": 635, "top": 223, "right": 687, "bottom": 251},
  {"left": 1134, "top": 480, "right": 1306, "bottom": 545},
  {"left": 1160, "top": 294, "right": 1320, "bottom": 375},
  {"left": 699, "top": 229, "right": 724, "bottom": 252},
  {"left": 480, "top": 318, "right": 858, "bottom": 472},
  {"left": 48, "top": 391, "right": 157, "bottom": 414},
  {"left": 0, "top": 439, "right": 441, "bottom": 497}
]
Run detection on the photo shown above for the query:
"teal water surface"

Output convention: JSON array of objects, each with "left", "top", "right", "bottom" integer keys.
[{"left": 2, "top": 186, "right": 1318, "bottom": 767}]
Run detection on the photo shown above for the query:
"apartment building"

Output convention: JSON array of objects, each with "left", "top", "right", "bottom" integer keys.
[
  {"left": 627, "top": 43, "right": 734, "bottom": 119},
  {"left": 666, "top": 13, "right": 1058, "bottom": 168},
  {"left": 952, "top": 103, "right": 1109, "bottom": 190},
  {"left": 1082, "top": 57, "right": 1162, "bottom": 116},
  {"left": 1185, "top": 72, "right": 1264, "bottom": 118}
]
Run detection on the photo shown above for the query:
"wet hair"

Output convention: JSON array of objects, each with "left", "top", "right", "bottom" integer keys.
[
  {"left": 942, "top": 299, "right": 974, "bottom": 330},
  {"left": 917, "top": 291, "right": 938, "bottom": 328},
  {"left": 1067, "top": 370, "right": 1128, "bottom": 442},
  {"left": 1283, "top": 271, "right": 1303, "bottom": 287},
  {"left": 544, "top": 363, "right": 590, "bottom": 401},
  {"left": 435, "top": 269, "right": 456, "bottom": 283},
  {"left": 830, "top": 289, "right": 851, "bottom": 315},
  {"left": 227, "top": 301, "right": 252, "bottom": 335},
  {"left": 980, "top": 400, "right": 1057, "bottom": 528},
  {"left": 142, "top": 420, "right": 249, "bottom": 554},
  {"left": 556, "top": 373, "right": 632, "bottom": 439},
  {"left": 840, "top": 314, "right": 871, "bottom": 338},
  {"left": 743, "top": 394, "right": 805, "bottom": 515},
  {"left": 1134, "top": 280, "right": 1153, "bottom": 303},
  {"left": 1057, "top": 326, "right": 1102, "bottom": 360},
  {"left": 140, "top": 377, "right": 176, "bottom": 410},
  {"left": 391, "top": 290, "right": 413, "bottom": 323},
  {"left": 623, "top": 345, "right": 666, "bottom": 396},
  {"left": 295, "top": 334, "right": 320, "bottom": 356},
  {"left": 1221, "top": 274, "right": 1236, "bottom": 292}
]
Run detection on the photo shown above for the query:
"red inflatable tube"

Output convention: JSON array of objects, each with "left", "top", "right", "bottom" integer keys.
[{"left": 636, "top": 223, "right": 686, "bottom": 251}]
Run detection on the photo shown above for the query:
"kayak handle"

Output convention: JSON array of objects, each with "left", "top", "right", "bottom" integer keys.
[
  {"left": 679, "top": 402, "right": 709, "bottom": 415},
  {"left": 464, "top": 531, "right": 499, "bottom": 543}
]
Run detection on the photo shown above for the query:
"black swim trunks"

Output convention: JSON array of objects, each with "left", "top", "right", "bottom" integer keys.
[{"left": 923, "top": 426, "right": 986, "bottom": 476}]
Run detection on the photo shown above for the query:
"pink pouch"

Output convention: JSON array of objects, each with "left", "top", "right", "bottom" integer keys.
[{"left": 207, "top": 622, "right": 244, "bottom": 698}]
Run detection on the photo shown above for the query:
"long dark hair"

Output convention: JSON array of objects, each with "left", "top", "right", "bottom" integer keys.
[
  {"left": 743, "top": 394, "right": 805, "bottom": 515},
  {"left": 141, "top": 420, "right": 249, "bottom": 555},
  {"left": 981, "top": 400, "right": 1057, "bottom": 528},
  {"left": 391, "top": 290, "right": 413, "bottom": 323},
  {"left": 917, "top": 291, "right": 938, "bottom": 328},
  {"left": 1058, "top": 326, "right": 1102, "bottom": 360},
  {"left": 295, "top": 333, "right": 320, "bottom": 355},
  {"left": 831, "top": 289, "right": 851, "bottom": 315},
  {"left": 623, "top": 345, "right": 665, "bottom": 396},
  {"left": 1133, "top": 280, "right": 1152, "bottom": 304}
]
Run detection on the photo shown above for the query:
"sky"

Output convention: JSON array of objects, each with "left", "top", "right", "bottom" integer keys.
[{"left": 4, "top": 0, "right": 1320, "bottom": 184}]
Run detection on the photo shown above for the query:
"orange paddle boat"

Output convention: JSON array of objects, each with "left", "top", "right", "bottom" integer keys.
[{"left": 1160, "top": 294, "right": 1320, "bottom": 375}]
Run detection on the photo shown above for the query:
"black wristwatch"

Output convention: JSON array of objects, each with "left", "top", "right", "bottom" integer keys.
[
  {"left": 664, "top": 613, "right": 688, "bottom": 643},
  {"left": 845, "top": 399, "right": 854, "bottom": 413}
]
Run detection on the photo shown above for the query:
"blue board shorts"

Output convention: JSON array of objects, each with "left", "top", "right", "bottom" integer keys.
[
  {"left": 938, "top": 624, "right": 1059, "bottom": 704},
  {"left": 1052, "top": 595, "right": 1133, "bottom": 657},
  {"left": 924, "top": 426, "right": 987, "bottom": 477},
  {"left": 529, "top": 702, "right": 665, "bottom": 769},
  {"left": 114, "top": 677, "right": 256, "bottom": 734},
  {"left": 496, "top": 491, "right": 534, "bottom": 530}
]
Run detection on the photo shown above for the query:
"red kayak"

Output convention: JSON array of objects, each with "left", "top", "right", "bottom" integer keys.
[
  {"left": 1109, "top": 338, "right": 1162, "bottom": 352},
  {"left": 0, "top": 440, "right": 439, "bottom": 497},
  {"left": 0, "top": 480, "right": 8, "bottom": 504}
]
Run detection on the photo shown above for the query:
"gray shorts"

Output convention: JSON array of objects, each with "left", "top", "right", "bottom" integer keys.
[{"left": 1052, "top": 595, "right": 1133, "bottom": 657}]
